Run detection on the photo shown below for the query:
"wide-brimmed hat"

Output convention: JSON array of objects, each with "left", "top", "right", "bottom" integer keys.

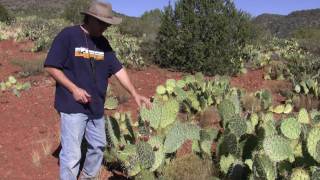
[{"left": 81, "top": 0, "right": 122, "bottom": 25}]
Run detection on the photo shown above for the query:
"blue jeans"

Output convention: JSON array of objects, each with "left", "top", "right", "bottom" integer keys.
[{"left": 59, "top": 113, "right": 106, "bottom": 180}]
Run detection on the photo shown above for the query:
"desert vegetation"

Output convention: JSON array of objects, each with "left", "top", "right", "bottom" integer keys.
[{"left": 1, "top": 0, "right": 320, "bottom": 179}]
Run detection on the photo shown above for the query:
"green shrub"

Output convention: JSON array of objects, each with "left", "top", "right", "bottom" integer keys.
[
  {"left": 291, "top": 27, "right": 320, "bottom": 56},
  {"left": 104, "top": 26, "right": 144, "bottom": 68},
  {"left": 16, "top": 16, "right": 69, "bottom": 52},
  {"left": 155, "top": 0, "right": 255, "bottom": 76},
  {"left": 0, "top": 3, "right": 12, "bottom": 23},
  {"left": 62, "top": 0, "right": 91, "bottom": 24}
]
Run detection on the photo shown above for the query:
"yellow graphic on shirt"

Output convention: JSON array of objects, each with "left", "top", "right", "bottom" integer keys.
[{"left": 75, "top": 47, "right": 104, "bottom": 61}]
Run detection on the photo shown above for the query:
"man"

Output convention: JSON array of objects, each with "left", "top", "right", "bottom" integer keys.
[{"left": 44, "top": 1, "right": 151, "bottom": 179}]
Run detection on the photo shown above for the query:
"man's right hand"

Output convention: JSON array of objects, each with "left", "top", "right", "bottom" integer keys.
[
  {"left": 72, "top": 87, "right": 91, "bottom": 104},
  {"left": 44, "top": 67, "right": 92, "bottom": 104}
]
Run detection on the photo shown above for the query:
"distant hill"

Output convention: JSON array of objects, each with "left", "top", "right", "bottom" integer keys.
[
  {"left": 253, "top": 9, "right": 320, "bottom": 37},
  {"left": 0, "top": 0, "right": 70, "bottom": 11},
  {"left": 0, "top": 0, "right": 136, "bottom": 18}
]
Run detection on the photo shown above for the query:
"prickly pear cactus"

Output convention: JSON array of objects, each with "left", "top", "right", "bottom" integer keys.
[
  {"left": 105, "top": 117, "right": 120, "bottom": 148},
  {"left": 217, "top": 133, "right": 239, "bottom": 157},
  {"left": 283, "top": 104, "right": 293, "bottom": 114},
  {"left": 140, "top": 102, "right": 162, "bottom": 129},
  {"left": 164, "top": 121, "right": 200, "bottom": 153},
  {"left": 104, "top": 97, "right": 118, "bottom": 110},
  {"left": 135, "top": 169, "right": 156, "bottom": 180},
  {"left": 137, "top": 141, "right": 155, "bottom": 169},
  {"left": 184, "top": 75, "right": 196, "bottom": 84},
  {"left": 218, "top": 99, "right": 236, "bottom": 127},
  {"left": 140, "top": 99, "right": 179, "bottom": 129},
  {"left": 250, "top": 113, "right": 259, "bottom": 128},
  {"left": 261, "top": 112, "right": 274, "bottom": 123},
  {"left": 166, "top": 79, "right": 176, "bottom": 88},
  {"left": 200, "top": 128, "right": 219, "bottom": 155},
  {"left": 291, "top": 168, "right": 310, "bottom": 180},
  {"left": 176, "top": 79, "right": 186, "bottom": 88},
  {"left": 225, "top": 89, "right": 241, "bottom": 114},
  {"left": 185, "top": 91, "right": 200, "bottom": 111},
  {"left": 298, "top": 108, "right": 310, "bottom": 124},
  {"left": 310, "top": 109, "right": 320, "bottom": 125},
  {"left": 261, "top": 119, "right": 277, "bottom": 137},
  {"left": 147, "top": 136, "right": 165, "bottom": 171},
  {"left": 161, "top": 99, "right": 180, "bottom": 128},
  {"left": 280, "top": 117, "right": 301, "bottom": 140},
  {"left": 263, "top": 135, "right": 294, "bottom": 162},
  {"left": 116, "top": 144, "right": 141, "bottom": 176},
  {"left": 228, "top": 116, "right": 247, "bottom": 138},
  {"left": 307, "top": 127, "right": 320, "bottom": 163},
  {"left": 311, "top": 166, "right": 320, "bottom": 180},
  {"left": 173, "top": 87, "right": 188, "bottom": 102},
  {"left": 272, "top": 104, "right": 285, "bottom": 114},
  {"left": 258, "top": 90, "right": 272, "bottom": 110},
  {"left": 156, "top": 85, "right": 166, "bottom": 95},
  {"left": 220, "top": 154, "right": 236, "bottom": 174},
  {"left": 252, "top": 153, "right": 276, "bottom": 180}
]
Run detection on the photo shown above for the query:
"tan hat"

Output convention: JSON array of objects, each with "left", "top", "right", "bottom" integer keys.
[{"left": 81, "top": 0, "right": 122, "bottom": 25}]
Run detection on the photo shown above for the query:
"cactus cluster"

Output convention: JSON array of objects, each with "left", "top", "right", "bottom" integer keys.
[
  {"left": 104, "top": 96, "right": 119, "bottom": 110},
  {"left": 0, "top": 75, "right": 31, "bottom": 97},
  {"left": 103, "top": 72, "right": 320, "bottom": 179},
  {"left": 294, "top": 78, "right": 319, "bottom": 98}
]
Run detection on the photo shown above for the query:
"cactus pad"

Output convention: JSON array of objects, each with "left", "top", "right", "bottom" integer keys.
[
  {"left": 252, "top": 153, "right": 276, "bottom": 180},
  {"left": 307, "top": 127, "right": 320, "bottom": 163},
  {"left": 263, "top": 135, "right": 294, "bottom": 162},
  {"left": 220, "top": 155, "right": 236, "bottom": 174},
  {"left": 156, "top": 85, "right": 166, "bottom": 95},
  {"left": 280, "top": 117, "right": 301, "bottom": 139},
  {"left": 218, "top": 99, "right": 236, "bottom": 127},
  {"left": 228, "top": 117, "right": 247, "bottom": 138},
  {"left": 298, "top": 108, "right": 310, "bottom": 124},
  {"left": 164, "top": 121, "right": 200, "bottom": 153},
  {"left": 148, "top": 136, "right": 165, "bottom": 171},
  {"left": 140, "top": 99, "right": 179, "bottom": 129},
  {"left": 291, "top": 168, "right": 310, "bottom": 180},
  {"left": 137, "top": 141, "right": 155, "bottom": 169},
  {"left": 217, "top": 133, "right": 239, "bottom": 157}
]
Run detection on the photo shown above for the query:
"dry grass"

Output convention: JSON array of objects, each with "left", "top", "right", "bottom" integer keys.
[
  {"left": 31, "top": 150, "right": 41, "bottom": 167},
  {"left": 163, "top": 153, "right": 217, "bottom": 180},
  {"left": 10, "top": 57, "right": 45, "bottom": 77},
  {"left": 41, "top": 140, "right": 52, "bottom": 156}
]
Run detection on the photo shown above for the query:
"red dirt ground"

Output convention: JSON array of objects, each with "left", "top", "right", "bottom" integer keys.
[{"left": 0, "top": 40, "right": 291, "bottom": 179}]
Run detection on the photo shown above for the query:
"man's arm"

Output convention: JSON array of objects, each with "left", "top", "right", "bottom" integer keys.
[
  {"left": 114, "top": 68, "right": 151, "bottom": 108},
  {"left": 45, "top": 67, "right": 91, "bottom": 104}
]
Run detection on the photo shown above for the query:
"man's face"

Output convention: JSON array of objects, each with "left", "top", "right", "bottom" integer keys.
[{"left": 89, "top": 17, "right": 111, "bottom": 36}]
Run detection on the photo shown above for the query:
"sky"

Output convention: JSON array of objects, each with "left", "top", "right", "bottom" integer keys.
[{"left": 104, "top": 0, "right": 320, "bottom": 17}]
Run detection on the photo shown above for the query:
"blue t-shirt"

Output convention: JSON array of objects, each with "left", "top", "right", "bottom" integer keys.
[{"left": 44, "top": 25, "right": 123, "bottom": 118}]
